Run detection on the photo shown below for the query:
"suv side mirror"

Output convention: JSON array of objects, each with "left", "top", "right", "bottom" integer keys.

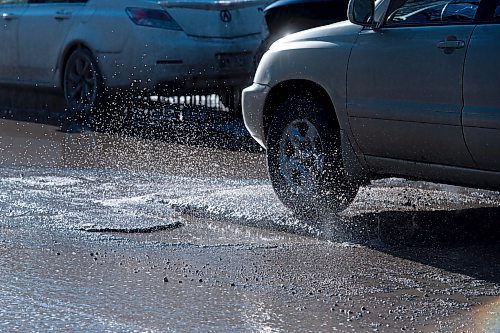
[{"left": 348, "top": 0, "right": 374, "bottom": 26}]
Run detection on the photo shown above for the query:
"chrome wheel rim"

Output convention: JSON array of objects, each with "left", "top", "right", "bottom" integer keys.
[{"left": 279, "top": 119, "right": 325, "bottom": 194}]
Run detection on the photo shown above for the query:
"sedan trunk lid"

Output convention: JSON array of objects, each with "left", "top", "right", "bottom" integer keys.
[{"left": 158, "top": 0, "right": 269, "bottom": 38}]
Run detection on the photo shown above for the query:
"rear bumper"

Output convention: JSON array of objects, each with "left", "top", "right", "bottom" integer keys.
[
  {"left": 96, "top": 29, "right": 262, "bottom": 93},
  {"left": 242, "top": 83, "right": 269, "bottom": 148}
]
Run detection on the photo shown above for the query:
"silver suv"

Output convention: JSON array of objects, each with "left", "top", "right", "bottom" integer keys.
[{"left": 242, "top": 0, "right": 500, "bottom": 216}]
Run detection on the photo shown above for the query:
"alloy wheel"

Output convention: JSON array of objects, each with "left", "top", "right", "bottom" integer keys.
[
  {"left": 64, "top": 51, "right": 98, "bottom": 119},
  {"left": 279, "top": 119, "right": 325, "bottom": 195}
]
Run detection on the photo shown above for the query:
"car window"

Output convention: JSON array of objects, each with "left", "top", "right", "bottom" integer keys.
[
  {"left": 495, "top": 0, "right": 500, "bottom": 21},
  {"left": 0, "top": 0, "right": 28, "bottom": 4},
  {"left": 385, "top": 0, "right": 479, "bottom": 26},
  {"left": 27, "top": 0, "right": 86, "bottom": 3}
]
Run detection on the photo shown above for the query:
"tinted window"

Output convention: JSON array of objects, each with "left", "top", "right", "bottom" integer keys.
[
  {"left": 386, "top": 0, "right": 479, "bottom": 26},
  {"left": 27, "top": 0, "right": 86, "bottom": 3},
  {"left": 0, "top": 0, "right": 28, "bottom": 4}
]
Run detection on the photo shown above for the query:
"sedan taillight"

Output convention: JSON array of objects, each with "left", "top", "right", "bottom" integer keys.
[{"left": 126, "top": 7, "right": 183, "bottom": 31}]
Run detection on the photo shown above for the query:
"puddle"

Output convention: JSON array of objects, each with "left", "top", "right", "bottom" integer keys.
[{"left": 1, "top": 166, "right": 499, "bottom": 248}]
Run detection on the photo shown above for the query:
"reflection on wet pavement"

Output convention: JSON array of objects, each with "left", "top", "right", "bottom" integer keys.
[
  {"left": 0, "top": 119, "right": 267, "bottom": 179},
  {"left": 473, "top": 297, "right": 500, "bottom": 333}
]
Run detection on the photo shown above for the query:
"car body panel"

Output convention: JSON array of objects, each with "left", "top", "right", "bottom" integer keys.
[
  {"left": 463, "top": 24, "right": 500, "bottom": 171},
  {"left": 263, "top": 0, "right": 349, "bottom": 39},
  {"left": 366, "top": 155, "right": 500, "bottom": 191},
  {"left": 79, "top": 0, "right": 132, "bottom": 54},
  {"left": 242, "top": 82, "right": 269, "bottom": 146},
  {"left": 17, "top": 2, "right": 85, "bottom": 84},
  {"left": 252, "top": 21, "right": 363, "bottom": 135},
  {"left": 347, "top": 25, "right": 476, "bottom": 167},
  {"left": 160, "top": 0, "right": 268, "bottom": 38},
  {"left": 0, "top": 2, "right": 27, "bottom": 82},
  {"left": 265, "top": 0, "right": 336, "bottom": 12},
  {"left": 256, "top": 0, "right": 349, "bottom": 67},
  {"left": 95, "top": 31, "right": 263, "bottom": 91}
]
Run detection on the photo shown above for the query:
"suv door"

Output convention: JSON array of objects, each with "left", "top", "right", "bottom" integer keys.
[
  {"left": 17, "top": 0, "right": 86, "bottom": 86},
  {"left": 347, "top": 0, "right": 479, "bottom": 168},
  {"left": 462, "top": 0, "right": 500, "bottom": 171},
  {"left": 0, "top": 0, "right": 28, "bottom": 82}
]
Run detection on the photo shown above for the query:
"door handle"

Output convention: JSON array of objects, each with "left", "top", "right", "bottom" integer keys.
[
  {"left": 2, "top": 13, "right": 19, "bottom": 21},
  {"left": 54, "top": 10, "right": 72, "bottom": 20},
  {"left": 437, "top": 40, "right": 465, "bottom": 49}
]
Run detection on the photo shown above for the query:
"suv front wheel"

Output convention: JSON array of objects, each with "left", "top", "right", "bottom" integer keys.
[{"left": 267, "top": 94, "right": 359, "bottom": 217}]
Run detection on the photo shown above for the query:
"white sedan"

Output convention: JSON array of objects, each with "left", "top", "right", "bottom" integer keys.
[
  {"left": 0, "top": 0, "right": 269, "bottom": 122},
  {"left": 242, "top": 0, "right": 500, "bottom": 216}
]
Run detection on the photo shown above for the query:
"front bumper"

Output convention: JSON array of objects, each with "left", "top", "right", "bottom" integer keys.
[{"left": 242, "top": 83, "right": 269, "bottom": 148}]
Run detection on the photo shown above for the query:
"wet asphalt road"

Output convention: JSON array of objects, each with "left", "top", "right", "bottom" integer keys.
[{"left": 0, "top": 102, "right": 499, "bottom": 332}]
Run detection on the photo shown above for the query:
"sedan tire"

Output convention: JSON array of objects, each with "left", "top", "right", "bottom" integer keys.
[{"left": 63, "top": 48, "right": 106, "bottom": 129}]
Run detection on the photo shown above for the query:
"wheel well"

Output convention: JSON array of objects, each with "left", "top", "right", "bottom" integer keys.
[{"left": 262, "top": 80, "right": 339, "bottom": 142}]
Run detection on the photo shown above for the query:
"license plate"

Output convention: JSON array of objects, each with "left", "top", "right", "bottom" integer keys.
[{"left": 216, "top": 52, "right": 252, "bottom": 70}]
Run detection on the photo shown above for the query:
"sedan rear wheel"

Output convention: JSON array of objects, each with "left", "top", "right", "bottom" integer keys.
[
  {"left": 63, "top": 48, "right": 105, "bottom": 128},
  {"left": 267, "top": 94, "right": 359, "bottom": 217}
]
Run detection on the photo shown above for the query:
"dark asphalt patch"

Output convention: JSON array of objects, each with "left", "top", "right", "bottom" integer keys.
[{"left": 79, "top": 220, "right": 183, "bottom": 233}]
